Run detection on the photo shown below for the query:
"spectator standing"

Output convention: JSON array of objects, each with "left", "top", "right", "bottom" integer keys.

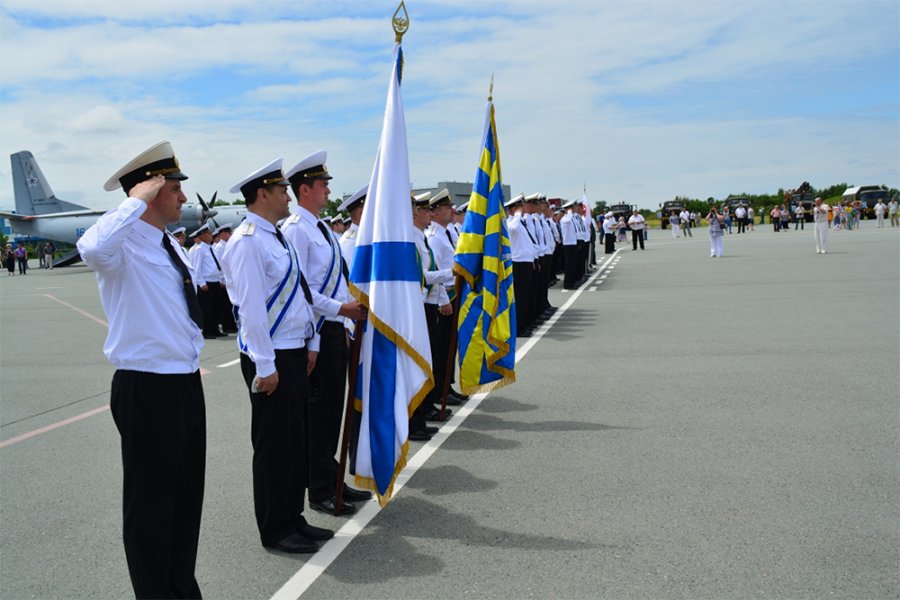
[
  {"left": 669, "top": 212, "right": 681, "bottom": 238},
  {"left": 5, "top": 244, "right": 15, "bottom": 276},
  {"left": 627, "top": 209, "right": 645, "bottom": 250},
  {"left": 813, "top": 197, "right": 830, "bottom": 254},
  {"left": 874, "top": 198, "right": 886, "bottom": 228},
  {"left": 707, "top": 207, "right": 725, "bottom": 257},
  {"left": 14, "top": 242, "right": 27, "bottom": 274}
]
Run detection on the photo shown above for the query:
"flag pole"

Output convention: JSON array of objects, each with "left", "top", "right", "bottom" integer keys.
[{"left": 335, "top": 321, "right": 365, "bottom": 515}]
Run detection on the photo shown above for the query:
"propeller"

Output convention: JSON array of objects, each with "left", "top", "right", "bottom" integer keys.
[{"left": 196, "top": 192, "right": 219, "bottom": 225}]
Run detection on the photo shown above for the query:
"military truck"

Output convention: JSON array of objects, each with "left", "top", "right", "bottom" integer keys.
[
  {"left": 657, "top": 200, "right": 684, "bottom": 229},
  {"left": 608, "top": 203, "right": 636, "bottom": 227},
  {"left": 842, "top": 185, "right": 890, "bottom": 219},
  {"left": 785, "top": 181, "right": 814, "bottom": 222},
  {"left": 789, "top": 192, "right": 815, "bottom": 222}
]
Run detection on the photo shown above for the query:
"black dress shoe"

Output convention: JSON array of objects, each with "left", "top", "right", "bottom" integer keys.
[
  {"left": 408, "top": 429, "right": 433, "bottom": 441},
  {"left": 444, "top": 395, "right": 462, "bottom": 406},
  {"left": 310, "top": 498, "right": 357, "bottom": 516},
  {"left": 426, "top": 407, "right": 452, "bottom": 422},
  {"left": 264, "top": 533, "right": 319, "bottom": 554},
  {"left": 449, "top": 389, "right": 470, "bottom": 401},
  {"left": 422, "top": 425, "right": 439, "bottom": 434},
  {"left": 341, "top": 485, "right": 372, "bottom": 502},
  {"left": 296, "top": 521, "right": 334, "bottom": 541}
]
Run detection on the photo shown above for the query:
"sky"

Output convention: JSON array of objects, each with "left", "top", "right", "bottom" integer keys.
[{"left": 0, "top": 0, "right": 898, "bottom": 212}]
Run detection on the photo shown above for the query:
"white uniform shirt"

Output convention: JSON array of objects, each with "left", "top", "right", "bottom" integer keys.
[
  {"left": 77, "top": 197, "right": 203, "bottom": 374},
  {"left": 221, "top": 212, "right": 319, "bottom": 378},
  {"left": 627, "top": 214, "right": 646, "bottom": 230},
  {"left": 449, "top": 222, "right": 461, "bottom": 246},
  {"left": 427, "top": 222, "right": 456, "bottom": 271},
  {"left": 577, "top": 214, "right": 590, "bottom": 242},
  {"left": 813, "top": 203, "right": 830, "bottom": 223},
  {"left": 414, "top": 227, "right": 452, "bottom": 305},
  {"left": 281, "top": 206, "right": 349, "bottom": 326},
  {"left": 339, "top": 222, "right": 359, "bottom": 272},
  {"left": 546, "top": 217, "right": 561, "bottom": 245},
  {"left": 507, "top": 211, "right": 537, "bottom": 262},
  {"left": 559, "top": 211, "right": 578, "bottom": 246},
  {"left": 191, "top": 240, "right": 223, "bottom": 285}
]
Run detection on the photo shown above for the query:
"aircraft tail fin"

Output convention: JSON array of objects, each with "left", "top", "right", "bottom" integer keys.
[{"left": 10, "top": 151, "right": 89, "bottom": 215}]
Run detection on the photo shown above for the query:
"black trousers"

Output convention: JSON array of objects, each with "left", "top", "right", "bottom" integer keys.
[
  {"left": 218, "top": 283, "right": 237, "bottom": 332},
  {"left": 632, "top": 228, "right": 644, "bottom": 250},
  {"left": 589, "top": 230, "right": 597, "bottom": 265},
  {"left": 562, "top": 245, "right": 579, "bottom": 289},
  {"left": 198, "top": 282, "right": 221, "bottom": 336},
  {"left": 540, "top": 255, "right": 553, "bottom": 310},
  {"left": 604, "top": 233, "right": 615, "bottom": 254},
  {"left": 512, "top": 260, "right": 534, "bottom": 333},
  {"left": 110, "top": 369, "right": 206, "bottom": 600},
  {"left": 240, "top": 349, "right": 309, "bottom": 545},
  {"left": 307, "top": 321, "right": 348, "bottom": 503},
  {"left": 426, "top": 303, "right": 453, "bottom": 403}
]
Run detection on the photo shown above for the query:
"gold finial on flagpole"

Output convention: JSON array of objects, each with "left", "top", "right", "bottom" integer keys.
[
  {"left": 488, "top": 74, "right": 494, "bottom": 102},
  {"left": 393, "top": 1, "right": 409, "bottom": 42}
]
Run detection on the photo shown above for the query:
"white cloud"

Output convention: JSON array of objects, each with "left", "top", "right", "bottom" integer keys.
[{"left": 0, "top": 1, "right": 897, "bottom": 212}]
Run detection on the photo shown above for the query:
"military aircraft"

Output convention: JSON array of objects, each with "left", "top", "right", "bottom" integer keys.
[{"left": 0, "top": 151, "right": 247, "bottom": 264}]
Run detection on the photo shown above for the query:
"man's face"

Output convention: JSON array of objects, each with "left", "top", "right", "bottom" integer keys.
[
  {"left": 302, "top": 179, "right": 330, "bottom": 213},
  {"left": 413, "top": 205, "right": 432, "bottom": 229},
  {"left": 263, "top": 184, "right": 292, "bottom": 220},
  {"left": 198, "top": 231, "right": 213, "bottom": 245},
  {"left": 151, "top": 179, "right": 187, "bottom": 224},
  {"left": 432, "top": 204, "right": 453, "bottom": 226}
]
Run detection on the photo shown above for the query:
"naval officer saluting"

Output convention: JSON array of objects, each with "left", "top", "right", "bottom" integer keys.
[
  {"left": 77, "top": 141, "right": 206, "bottom": 598},
  {"left": 220, "top": 158, "right": 334, "bottom": 554},
  {"left": 281, "top": 151, "right": 370, "bottom": 516}
]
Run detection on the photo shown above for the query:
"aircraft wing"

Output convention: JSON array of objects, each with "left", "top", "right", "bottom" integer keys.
[{"left": 0, "top": 208, "right": 106, "bottom": 221}]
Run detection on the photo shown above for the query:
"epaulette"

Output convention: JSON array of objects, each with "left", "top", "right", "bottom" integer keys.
[
  {"left": 284, "top": 214, "right": 301, "bottom": 226},
  {"left": 240, "top": 221, "right": 256, "bottom": 236},
  {"left": 346, "top": 229, "right": 357, "bottom": 239}
]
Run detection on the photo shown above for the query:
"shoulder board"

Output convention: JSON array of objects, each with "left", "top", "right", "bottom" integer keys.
[
  {"left": 284, "top": 214, "right": 301, "bottom": 225},
  {"left": 240, "top": 221, "right": 256, "bottom": 236}
]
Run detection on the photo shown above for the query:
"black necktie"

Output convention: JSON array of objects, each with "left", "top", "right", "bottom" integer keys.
[
  {"left": 209, "top": 245, "right": 221, "bottom": 271},
  {"left": 446, "top": 228, "right": 455, "bottom": 249},
  {"left": 275, "top": 228, "right": 313, "bottom": 304},
  {"left": 162, "top": 234, "right": 203, "bottom": 330},
  {"left": 316, "top": 220, "right": 349, "bottom": 279}
]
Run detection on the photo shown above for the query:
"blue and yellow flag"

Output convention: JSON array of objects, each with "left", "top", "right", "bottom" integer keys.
[{"left": 452, "top": 99, "right": 516, "bottom": 395}]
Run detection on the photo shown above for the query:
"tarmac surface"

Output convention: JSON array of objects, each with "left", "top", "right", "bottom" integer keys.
[{"left": 1, "top": 222, "right": 898, "bottom": 600}]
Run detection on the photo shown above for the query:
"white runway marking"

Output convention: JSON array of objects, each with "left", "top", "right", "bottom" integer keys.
[
  {"left": 268, "top": 246, "right": 625, "bottom": 600},
  {"left": 589, "top": 286, "right": 598, "bottom": 292},
  {"left": 44, "top": 294, "right": 108, "bottom": 327},
  {"left": 218, "top": 358, "right": 241, "bottom": 368}
]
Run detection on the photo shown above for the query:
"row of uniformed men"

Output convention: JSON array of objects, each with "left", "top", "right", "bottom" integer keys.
[
  {"left": 506, "top": 194, "right": 597, "bottom": 336},
  {"left": 76, "top": 142, "right": 394, "bottom": 598}
]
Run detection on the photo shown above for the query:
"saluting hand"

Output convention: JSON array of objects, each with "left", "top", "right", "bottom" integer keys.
[{"left": 130, "top": 175, "right": 166, "bottom": 204}]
